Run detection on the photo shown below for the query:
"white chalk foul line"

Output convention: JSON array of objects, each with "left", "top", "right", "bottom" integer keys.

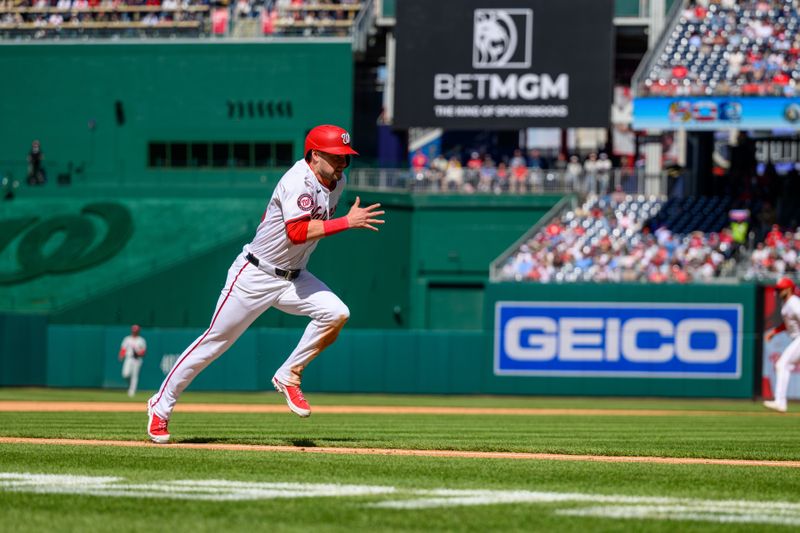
[
  {"left": 559, "top": 505, "right": 800, "bottom": 527},
  {"left": 0, "top": 473, "right": 395, "bottom": 502},
  {"left": 2, "top": 472, "right": 799, "bottom": 526}
]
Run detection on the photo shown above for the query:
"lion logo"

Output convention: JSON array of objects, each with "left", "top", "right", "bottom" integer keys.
[{"left": 472, "top": 9, "right": 532, "bottom": 69}]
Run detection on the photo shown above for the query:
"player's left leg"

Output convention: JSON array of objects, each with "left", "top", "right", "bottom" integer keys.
[
  {"left": 273, "top": 271, "right": 349, "bottom": 386},
  {"left": 121, "top": 356, "right": 132, "bottom": 380},
  {"left": 271, "top": 271, "right": 349, "bottom": 416},
  {"left": 128, "top": 358, "right": 142, "bottom": 397}
]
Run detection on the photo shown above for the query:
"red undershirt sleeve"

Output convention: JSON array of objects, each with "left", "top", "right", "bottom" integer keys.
[{"left": 285, "top": 218, "right": 310, "bottom": 244}]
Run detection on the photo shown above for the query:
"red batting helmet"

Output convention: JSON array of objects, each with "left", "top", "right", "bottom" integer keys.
[
  {"left": 776, "top": 277, "right": 796, "bottom": 291},
  {"left": 304, "top": 125, "right": 359, "bottom": 158}
]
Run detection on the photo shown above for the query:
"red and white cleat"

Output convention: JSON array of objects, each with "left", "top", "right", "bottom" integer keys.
[
  {"left": 147, "top": 407, "right": 171, "bottom": 443},
  {"left": 272, "top": 377, "right": 311, "bottom": 418}
]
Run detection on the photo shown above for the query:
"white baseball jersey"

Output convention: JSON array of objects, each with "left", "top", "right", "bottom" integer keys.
[
  {"left": 781, "top": 294, "right": 800, "bottom": 339},
  {"left": 247, "top": 159, "right": 344, "bottom": 270},
  {"left": 121, "top": 335, "right": 146, "bottom": 358}
]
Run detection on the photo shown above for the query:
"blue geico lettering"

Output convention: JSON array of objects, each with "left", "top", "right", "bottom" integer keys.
[{"left": 494, "top": 303, "right": 742, "bottom": 378}]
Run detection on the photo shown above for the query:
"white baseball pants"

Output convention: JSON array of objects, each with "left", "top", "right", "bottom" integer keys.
[
  {"left": 122, "top": 356, "right": 142, "bottom": 397},
  {"left": 773, "top": 335, "right": 800, "bottom": 409},
  {"left": 148, "top": 252, "right": 349, "bottom": 420}
]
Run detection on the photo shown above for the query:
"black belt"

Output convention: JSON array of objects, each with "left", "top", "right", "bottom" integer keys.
[{"left": 246, "top": 253, "right": 301, "bottom": 281}]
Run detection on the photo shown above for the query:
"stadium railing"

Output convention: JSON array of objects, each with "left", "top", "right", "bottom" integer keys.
[
  {"left": 232, "top": 1, "right": 365, "bottom": 38},
  {"left": 347, "top": 167, "right": 671, "bottom": 196},
  {"left": 631, "top": 0, "right": 685, "bottom": 96},
  {"left": 351, "top": 0, "right": 373, "bottom": 52}
]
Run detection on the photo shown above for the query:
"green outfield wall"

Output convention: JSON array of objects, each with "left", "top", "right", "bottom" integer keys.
[
  {"left": 0, "top": 313, "right": 47, "bottom": 386},
  {"left": 0, "top": 283, "right": 761, "bottom": 398},
  {"left": 42, "top": 283, "right": 756, "bottom": 397},
  {"left": 2, "top": 281, "right": 758, "bottom": 397},
  {"left": 0, "top": 41, "right": 353, "bottom": 187}
]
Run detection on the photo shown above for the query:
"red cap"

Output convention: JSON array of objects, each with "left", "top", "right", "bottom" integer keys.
[
  {"left": 776, "top": 277, "right": 796, "bottom": 291},
  {"left": 304, "top": 125, "right": 358, "bottom": 158},
  {"left": 131, "top": 324, "right": 141, "bottom": 334}
]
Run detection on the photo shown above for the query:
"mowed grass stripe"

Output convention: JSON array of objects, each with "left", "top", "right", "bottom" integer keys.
[
  {"left": 0, "top": 401, "right": 792, "bottom": 417},
  {"left": 0, "top": 388, "right": 775, "bottom": 412},
  {"left": 3, "top": 437, "right": 800, "bottom": 468},
  {"left": 3, "top": 410, "right": 800, "bottom": 460}
]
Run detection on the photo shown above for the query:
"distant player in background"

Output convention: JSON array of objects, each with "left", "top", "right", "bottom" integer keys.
[
  {"left": 146, "top": 125, "right": 385, "bottom": 444},
  {"left": 764, "top": 277, "right": 800, "bottom": 413},
  {"left": 119, "top": 324, "right": 147, "bottom": 398}
]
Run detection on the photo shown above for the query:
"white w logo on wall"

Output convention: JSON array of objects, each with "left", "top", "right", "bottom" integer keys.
[{"left": 473, "top": 8, "right": 533, "bottom": 69}]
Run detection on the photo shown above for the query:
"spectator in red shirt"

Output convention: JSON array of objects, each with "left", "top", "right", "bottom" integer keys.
[
  {"left": 411, "top": 150, "right": 428, "bottom": 173},
  {"left": 766, "top": 224, "right": 785, "bottom": 247},
  {"left": 467, "top": 151, "right": 482, "bottom": 171}
]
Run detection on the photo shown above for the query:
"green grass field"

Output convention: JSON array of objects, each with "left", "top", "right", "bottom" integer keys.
[{"left": 1, "top": 388, "right": 799, "bottom": 532}]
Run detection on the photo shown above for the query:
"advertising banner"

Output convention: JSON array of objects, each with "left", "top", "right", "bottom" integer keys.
[
  {"left": 495, "top": 302, "right": 743, "bottom": 377},
  {"left": 394, "top": 0, "right": 614, "bottom": 129},
  {"left": 633, "top": 97, "right": 800, "bottom": 131}
]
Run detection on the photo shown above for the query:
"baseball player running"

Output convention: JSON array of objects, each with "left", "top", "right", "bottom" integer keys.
[
  {"left": 147, "top": 125, "right": 384, "bottom": 443},
  {"left": 764, "top": 277, "right": 800, "bottom": 413},
  {"left": 120, "top": 324, "right": 147, "bottom": 398}
]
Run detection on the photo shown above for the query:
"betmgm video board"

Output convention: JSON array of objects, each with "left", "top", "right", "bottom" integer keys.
[
  {"left": 394, "top": 0, "right": 614, "bottom": 129},
  {"left": 633, "top": 97, "right": 800, "bottom": 130}
]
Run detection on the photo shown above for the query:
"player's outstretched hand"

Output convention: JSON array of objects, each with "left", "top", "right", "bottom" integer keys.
[{"left": 346, "top": 196, "right": 385, "bottom": 232}]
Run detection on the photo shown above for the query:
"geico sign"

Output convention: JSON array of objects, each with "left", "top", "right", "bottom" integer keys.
[
  {"left": 434, "top": 73, "right": 569, "bottom": 101},
  {"left": 494, "top": 302, "right": 742, "bottom": 377},
  {"left": 504, "top": 317, "right": 731, "bottom": 364}
]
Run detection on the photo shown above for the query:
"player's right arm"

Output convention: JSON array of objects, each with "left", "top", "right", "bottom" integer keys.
[{"left": 282, "top": 166, "right": 384, "bottom": 244}]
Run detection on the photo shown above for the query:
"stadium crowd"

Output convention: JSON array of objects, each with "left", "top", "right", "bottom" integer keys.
[
  {"left": 409, "top": 149, "right": 623, "bottom": 195},
  {"left": 0, "top": 0, "right": 362, "bottom": 37},
  {"left": 641, "top": 0, "right": 800, "bottom": 96},
  {"left": 237, "top": 0, "right": 361, "bottom": 37},
  {"left": 497, "top": 195, "right": 742, "bottom": 284},
  {"left": 0, "top": 0, "right": 210, "bottom": 37},
  {"left": 746, "top": 223, "right": 800, "bottom": 278}
]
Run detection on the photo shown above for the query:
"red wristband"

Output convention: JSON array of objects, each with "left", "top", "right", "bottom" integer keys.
[{"left": 322, "top": 217, "right": 349, "bottom": 236}]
